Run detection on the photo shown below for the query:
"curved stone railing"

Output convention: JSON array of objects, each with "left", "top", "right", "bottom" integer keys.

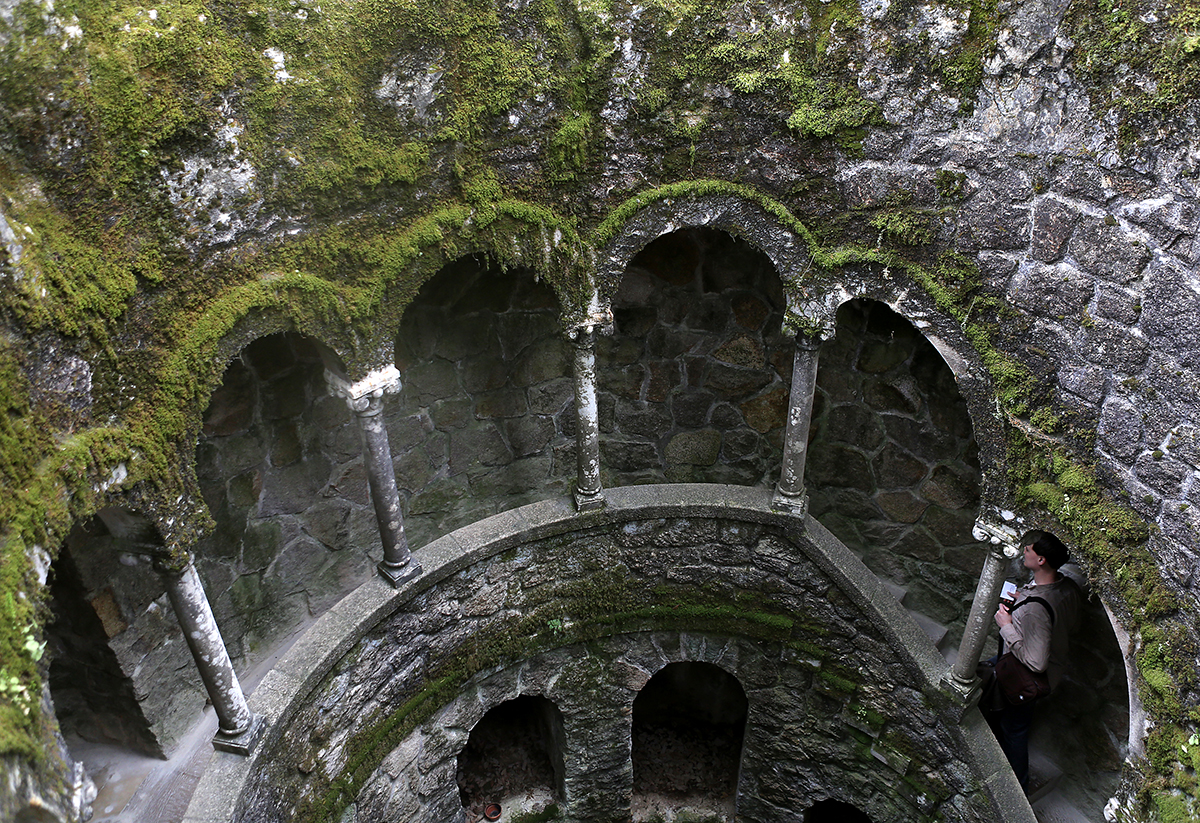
[{"left": 184, "top": 484, "right": 1030, "bottom": 823}]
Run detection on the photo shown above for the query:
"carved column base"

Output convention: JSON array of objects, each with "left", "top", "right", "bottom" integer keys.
[
  {"left": 377, "top": 559, "right": 422, "bottom": 588},
  {"left": 573, "top": 486, "right": 607, "bottom": 512},
  {"left": 213, "top": 713, "right": 265, "bottom": 756},
  {"left": 941, "top": 670, "right": 983, "bottom": 719},
  {"left": 771, "top": 487, "right": 809, "bottom": 516}
]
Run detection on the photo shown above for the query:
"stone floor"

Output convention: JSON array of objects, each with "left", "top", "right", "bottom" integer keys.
[{"left": 67, "top": 622, "right": 312, "bottom": 823}]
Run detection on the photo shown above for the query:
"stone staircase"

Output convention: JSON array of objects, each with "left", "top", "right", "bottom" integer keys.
[{"left": 884, "top": 584, "right": 1095, "bottom": 823}]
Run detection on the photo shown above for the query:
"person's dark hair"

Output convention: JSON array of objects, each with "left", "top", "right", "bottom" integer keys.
[{"left": 1021, "top": 530, "right": 1069, "bottom": 569}]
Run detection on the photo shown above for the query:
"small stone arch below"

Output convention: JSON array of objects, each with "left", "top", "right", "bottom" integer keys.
[
  {"left": 631, "top": 661, "right": 749, "bottom": 822},
  {"left": 455, "top": 694, "right": 566, "bottom": 822}
]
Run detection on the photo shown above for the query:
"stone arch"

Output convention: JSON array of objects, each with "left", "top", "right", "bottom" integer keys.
[
  {"left": 820, "top": 279, "right": 1010, "bottom": 526},
  {"left": 191, "top": 330, "right": 379, "bottom": 676},
  {"left": 366, "top": 206, "right": 592, "bottom": 366},
  {"left": 144, "top": 278, "right": 359, "bottom": 549},
  {"left": 390, "top": 254, "right": 577, "bottom": 545},
  {"left": 455, "top": 693, "right": 567, "bottom": 819},
  {"left": 594, "top": 188, "right": 813, "bottom": 311},
  {"left": 44, "top": 508, "right": 197, "bottom": 758},
  {"left": 598, "top": 227, "right": 793, "bottom": 487},
  {"left": 630, "top": 660, "right": 748, "bottom": 820},
  {"left": 807, "top": 297, "right": 982, "bottom": 635}
]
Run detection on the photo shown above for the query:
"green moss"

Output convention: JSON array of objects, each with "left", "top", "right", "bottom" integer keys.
[
  {"left": 1031, "top": 407, "right": 1060, "bottom": 434},
  {"left": 1067, "top": 0, "right": 1200, "bottom": 120},
  {"left": 1152, "top": 791, "right": 1195, "bottom": 823},
  {"left": 546, "top": 112, "right": 595, "bottom": 183},
  {"left": 869, "top": 208, "right": 942, "bottom": 246},
  {"left": 934, "top": 169, "right": 968, "bottom": 199},
  {"left": 816, "top": 669, "right": 859, "bottom": 694},
  {"left": 510, "top": 805, "right": 562, "bottom": 823}
]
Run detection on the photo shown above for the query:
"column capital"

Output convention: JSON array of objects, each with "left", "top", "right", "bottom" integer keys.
[
  {"left": 971, "top": 515, "right": 1023, "bottom": 560},
  {"left": 325, "top": 365, "right": 402, "bottom": 416},
  {"left": 565, "top": 306, "right": 614, "bottom": 340},
  {"left": 794, "top": 330, "right": 826, "bottom": 351}
]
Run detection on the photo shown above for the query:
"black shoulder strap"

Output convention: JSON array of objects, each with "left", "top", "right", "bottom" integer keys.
[{"left": 1013, "top": 595, "right": 1055, "bottom": 627}]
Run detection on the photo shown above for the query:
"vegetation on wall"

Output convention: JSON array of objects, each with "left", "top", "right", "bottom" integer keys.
[{"left": 0, "top": 0, "right": 1198, "bottom": 818}]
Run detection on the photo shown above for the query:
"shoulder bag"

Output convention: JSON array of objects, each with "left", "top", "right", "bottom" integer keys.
[{"left": 994, "top": 595, "right": 1055, "bottom": 705}]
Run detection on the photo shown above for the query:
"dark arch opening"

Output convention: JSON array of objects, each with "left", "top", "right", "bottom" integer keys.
[
  {"left": 631, "top": 661, "right": 748, "bottom": 821},
  {"left": 456, "top": 694, "right": 565, "bottom": 820},
  {"left": 604, "top": 227, "right": 791, "bottom": 488},
  {"left": 804, "top": 798, "right": 873, "bottom": 822},
  {"left": 1013, "top": 562, "right": 1130, "bottom": 817},
  {"left": 45, "top": 516, "right": 165, "bottom": 759}
]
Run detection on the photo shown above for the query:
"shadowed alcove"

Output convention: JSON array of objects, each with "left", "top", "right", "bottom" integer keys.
[
  {"left": 456, "top": 694, "right": 566, "bottom": 821},
  {"left": 804, "top": 798, "right": 873, "bottom": 822},
  {"left": 631, "top": 661, "right": 749, "bottom": 821}
]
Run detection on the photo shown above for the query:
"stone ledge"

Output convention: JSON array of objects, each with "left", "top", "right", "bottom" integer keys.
[{"left": 186, "top": 483, "right": 1011, "bottom": 822}]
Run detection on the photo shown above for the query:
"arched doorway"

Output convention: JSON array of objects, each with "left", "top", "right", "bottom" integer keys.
[
  {"left": 394, "top": 256, "right": 573, "bottom": 546},
  {"left": 456, "top": 694, "right": 566, "bottom": 821},
  {"left": 194, "top": 331, "right": 378, "bottom": 673},
  {"left": 631, "top": 661, "right": 748, "bottom": 821},
  {"left": 603, "top": 227, "right": 792, "bottom": 487},
  {"left": 808, "top": 298, "right": 982, "bottom": 644}
]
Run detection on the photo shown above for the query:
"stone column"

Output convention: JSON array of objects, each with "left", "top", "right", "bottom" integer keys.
[
  {"left": 773, "top": 332, "right": 823, "bottom": 514},
  {"left": 157, "top": 556, "right": 263, "bottom": 755},
  {"left": 568, "top": 325, "right": 605, "bottom": 511},
  {"left": 326, "top": 366, "right": 421, "bottom": 587},
  {"left": 943, "top": 520, "right": 1021, "bottom": 709}
]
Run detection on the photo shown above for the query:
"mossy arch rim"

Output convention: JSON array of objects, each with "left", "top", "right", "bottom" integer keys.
[{"left": 591, "top": 186, "right": 815, "bottom": 317}]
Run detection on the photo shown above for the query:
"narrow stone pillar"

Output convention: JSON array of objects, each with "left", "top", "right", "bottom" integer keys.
[
  {"left": 157, "top": 556, "right": 263, "bottom": 755},
  {"left": 773, "top": 332, "right": 823, "bottom": 514},
  {"left": 326, "top": 366, "right": 421, "bottom": 587},
  {"left": 568, "top": 325, "right": 605, "bottom": 511},
  {"left": 943, "top": 521, "right": 1021, "bottom": 709}
]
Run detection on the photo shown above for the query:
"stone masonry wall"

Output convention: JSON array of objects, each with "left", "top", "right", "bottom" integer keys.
[
  {"left": 599, "top": 229, "right": 793, "bottom": 488},
  {"left": 808, "top": 299, "right": 982, "bottom": 629},
  {"left": 196, "top": 334, "right": 379, "bottom": 667},
  {"left": 234, "top": 511, "right": 1004, "bottom": 823},
  {"left": 392, "top": 257, "right": 575, "bottom": 545}
]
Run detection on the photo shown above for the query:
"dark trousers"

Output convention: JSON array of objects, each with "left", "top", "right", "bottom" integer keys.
[{"left": 984, "top": 698, "right": 1035, "bottom": 792}]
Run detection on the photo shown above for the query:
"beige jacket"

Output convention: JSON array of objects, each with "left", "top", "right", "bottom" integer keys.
[{"left": 999, "top": 575, "right": 1081, "bottom": 692}]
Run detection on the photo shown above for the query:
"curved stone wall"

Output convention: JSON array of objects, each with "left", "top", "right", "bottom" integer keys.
[{"left": 185, "top": 486, "right": 1027, "bottom": 823}]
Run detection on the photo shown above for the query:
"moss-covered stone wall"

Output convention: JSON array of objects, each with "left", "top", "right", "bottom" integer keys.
[{"left": 3, "top": 0, "right": 1200, "bottom": 818}]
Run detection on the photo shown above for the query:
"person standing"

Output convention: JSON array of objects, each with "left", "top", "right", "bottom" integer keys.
[{"left": 985, "top": 530, "right": 1081, "bottom": 793}]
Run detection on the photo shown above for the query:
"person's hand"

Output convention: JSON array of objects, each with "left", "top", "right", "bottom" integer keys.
[{"left": 994, "top": 605, "right": 1012, "bottom": 628}]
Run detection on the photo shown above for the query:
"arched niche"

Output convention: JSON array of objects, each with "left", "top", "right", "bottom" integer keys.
[
  {"left": 392, "top": 255, "right": 574, "bottom": 546},
  {"left": 193, "top": 331, "right": 377, "bottom": 675},
  {"left": 45, "top": 510, "right": 194, "bottom": 760},
  {"left": 601, "top": 227, "right": 792, "bottom": 487},
  {"left": 631, "top": 661, "right": 748, "bottom": 821},
  {"left": 455, "top": 694, "right": 566, "bottom": 820},
  {"left": 807, "top": 298, "right": 981, "bottom": 637},
  {"left": 1022, "top": 573, "right": 1131, "bottom": 819}
]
